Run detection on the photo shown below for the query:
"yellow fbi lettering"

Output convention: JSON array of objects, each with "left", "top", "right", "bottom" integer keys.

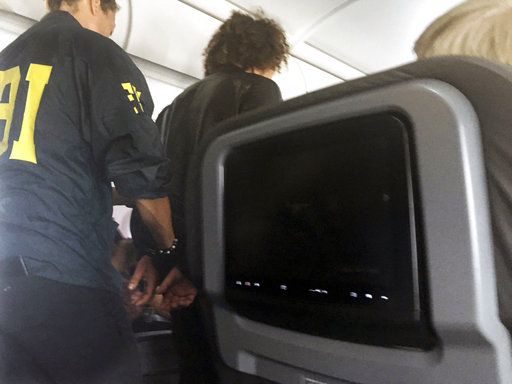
[
  {"left": 122, "top": 82, "right": 144, "bottom": 114},
  {"left": 0, "top": 63, "right": 52, "bottom": 164},
  {"left": 0, "top": 67, "right": 21, "bottom": 159}
]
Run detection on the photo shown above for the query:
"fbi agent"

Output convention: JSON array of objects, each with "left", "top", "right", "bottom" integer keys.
[{"left": 0, "top": 1, "right": 182, "bottom": 383}]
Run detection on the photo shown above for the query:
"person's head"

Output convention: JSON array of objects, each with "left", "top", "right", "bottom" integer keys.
[
  {"left": 414, "top": 0, "right": 512, "bottom": 66},
  {"left": 45, "top": 0, "right": 118, "bottom": 37},
  {"left": 203, "top": 10, "right": 290, "bottom": 78}
]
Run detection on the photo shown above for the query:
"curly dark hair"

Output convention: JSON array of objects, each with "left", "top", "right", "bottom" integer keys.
[
  {"left": 203, "top": 11, "right": 290, "bottom": 76},
  {"left": 46, "top": 0, "right": 118, "bottom": 13}
]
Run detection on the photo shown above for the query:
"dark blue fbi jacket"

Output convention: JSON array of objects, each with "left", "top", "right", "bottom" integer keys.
[{"left": 0, "top": 11, "right": 169, "bottom": 292}]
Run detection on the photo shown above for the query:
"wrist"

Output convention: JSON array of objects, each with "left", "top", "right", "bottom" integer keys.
[
  {"left": 146, "top": 238, "right": 180, "bottom": 280},
  {"left": 147, "top": 238, "right": 178, "bottom": 258}
]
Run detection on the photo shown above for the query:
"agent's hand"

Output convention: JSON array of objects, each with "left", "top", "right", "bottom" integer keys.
[
  {"left": 156, "top": 267, "right": 197, "bottom": 311},
  {"left": 121, "top": 282, "right": 145, "bottom": 320},
  {"left": 128, "top": 255, "right": 157, "bottom": 306}
]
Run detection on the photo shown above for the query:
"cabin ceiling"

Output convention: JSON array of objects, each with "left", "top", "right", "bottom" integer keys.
[{"left": 0, "top": 0, "right": 464, "bottom": 81}]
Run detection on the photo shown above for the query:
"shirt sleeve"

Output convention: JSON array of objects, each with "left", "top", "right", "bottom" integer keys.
[{"left": 88, "top": 47, "right": 170, "bottom": 199}]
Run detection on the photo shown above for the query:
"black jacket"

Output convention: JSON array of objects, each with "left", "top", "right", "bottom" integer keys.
[{"left": 132, "top": 65, "right": 282, "bottom": 266}]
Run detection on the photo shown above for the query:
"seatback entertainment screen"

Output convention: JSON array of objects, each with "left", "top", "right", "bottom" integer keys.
[{"left": 223, "top": 112, "right": 434, "bottom": 349}]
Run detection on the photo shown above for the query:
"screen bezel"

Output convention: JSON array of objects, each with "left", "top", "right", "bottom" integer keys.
[{"left": 222, "top": 111, "right": 434, "bottom": 350}]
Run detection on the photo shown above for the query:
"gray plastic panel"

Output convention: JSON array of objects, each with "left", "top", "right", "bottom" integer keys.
[{"left": 200, "top": 80, "right": 512, "bottom": 384}]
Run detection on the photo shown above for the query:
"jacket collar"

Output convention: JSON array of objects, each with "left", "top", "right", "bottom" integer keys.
[{"left": 40, "top": 10, "right": 81, "bottom": 28}]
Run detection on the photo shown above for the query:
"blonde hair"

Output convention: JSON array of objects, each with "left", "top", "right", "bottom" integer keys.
[{"left": 414, "top": 0, "right": 512, "bottom": 66}]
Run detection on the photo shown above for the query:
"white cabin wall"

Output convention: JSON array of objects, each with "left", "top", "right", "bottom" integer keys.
[
  {"left": 128, "top": 0, "right": 219, "bottom": 80},
  {"left": 0, "top": 0, "right": 468, "bottom": 79},
  {"left": 0, "top": 0, "right": 471, "bottom": 104},
  {"left": 1, "top": 0, "right": 45, "bottom": 20},
  {"left": 0, "top": 5, "right": 192, "bottom": 116},
  {"left": 305, "top": 0, "right": 466, "bottom": 73},
  {"left": 0, "top": 27, "right": 16, "bottom": 50},
  {"left": 145, "top": 78, "right": 183, "bottom": 119},
  {"left": 0, "top": 0, "right": 473, "bottom": 120}
]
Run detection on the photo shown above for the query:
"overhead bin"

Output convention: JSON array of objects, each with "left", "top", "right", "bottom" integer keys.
[{"left": 128, "top": 0, "right": 220, "bottom": 80}]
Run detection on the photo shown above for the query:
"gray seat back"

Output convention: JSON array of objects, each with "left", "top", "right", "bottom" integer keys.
[{"left": 186, "top": 56, "right": 512, "bottom": 384}]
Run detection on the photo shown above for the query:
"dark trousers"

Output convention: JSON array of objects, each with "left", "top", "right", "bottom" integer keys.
[
  {"left": 173, "top": 299, "right": 219, "bottom": 384},
  {"left": 0, "top": 275, "right": 142, "bottom": 384},
  {"left": 173, "top": 298, "right": 280, "bottom": 384}
]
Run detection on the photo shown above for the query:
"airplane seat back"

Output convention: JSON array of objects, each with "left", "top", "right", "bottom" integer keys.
[{"left": 185, "top": 56, "right": 512, "bottom": 384}]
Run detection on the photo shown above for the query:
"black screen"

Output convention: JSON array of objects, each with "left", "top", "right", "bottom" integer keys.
[{"left": 223, "top": 112, "right": 434, "bottom": 349}]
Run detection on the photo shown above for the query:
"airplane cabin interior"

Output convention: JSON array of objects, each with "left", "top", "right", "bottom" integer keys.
[{"left": 2, "top": 1, "right": 512, "bottom": 384}]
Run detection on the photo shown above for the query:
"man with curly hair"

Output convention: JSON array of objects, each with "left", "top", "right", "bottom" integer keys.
[{"left": 131, "top": 10, "right": 289, "bottom": 384}]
